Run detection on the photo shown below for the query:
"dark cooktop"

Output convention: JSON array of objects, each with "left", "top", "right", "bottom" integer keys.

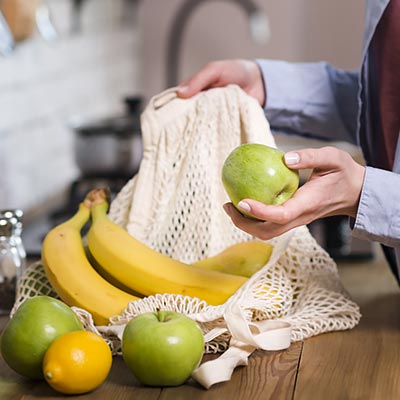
[{"left": 22, "top": 175, "right": 131, "bottom": 257}]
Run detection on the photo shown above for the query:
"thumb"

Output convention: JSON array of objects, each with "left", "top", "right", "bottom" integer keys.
[
  {"left": 177, "top": 82, "right": 206, "bottom": 99},
  {"left": 177, "top": 65, "right": 220, "bottom": 98},
  {"left": 284, "top": 146, "right": 343, "bottom": 170},
  {"left": 176, "top": 84, "right": 192, "bottom": 99}
]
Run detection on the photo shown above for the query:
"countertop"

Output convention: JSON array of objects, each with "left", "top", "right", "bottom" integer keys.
[{"left": 1, "top": 245, "right": 399, "bottom": 399}]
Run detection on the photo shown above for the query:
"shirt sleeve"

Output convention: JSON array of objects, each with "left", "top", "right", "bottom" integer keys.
[
  {"left": 256, "top": 59, "right": 360, "bottom": 145},
  {"left": 352, "top": 166, "right": 400, "bottom": 248}
]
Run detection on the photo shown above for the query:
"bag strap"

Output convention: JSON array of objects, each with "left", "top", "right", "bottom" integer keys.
[{"left": 192, "top": 303, "right": 291, "bottom": 389}]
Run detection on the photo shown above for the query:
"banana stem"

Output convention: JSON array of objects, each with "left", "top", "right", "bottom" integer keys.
[
  {"left": 83, "top": 188, "right": 110, "bottom": 222},
  {"left": 90, "top": 201, "right": 108, "bottom": 222},
  {"left": 62, "top": 203, "right": 90, "bottom": 230}
]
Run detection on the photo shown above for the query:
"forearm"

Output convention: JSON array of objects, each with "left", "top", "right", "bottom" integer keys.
[{"left": 256, "top": 59, "right": 359, "bottom": 144}]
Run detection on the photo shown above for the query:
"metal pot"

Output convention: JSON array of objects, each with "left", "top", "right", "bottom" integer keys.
[{"left": 72, "top": 114, "right": 143, "bottom": 178}]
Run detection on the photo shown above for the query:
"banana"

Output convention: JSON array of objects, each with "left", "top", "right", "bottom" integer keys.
[
  {"left": 192, "top": 241, "right": 273, "bottom": 278},
  {"left": 41, "top": 200, "right": 139, "bottom": 326},
  {"left": 84, "top": 245, "right": 143, "bottom": 298},
  {"left": 86, "top": 189, "right": 247, "bottom": 305}
]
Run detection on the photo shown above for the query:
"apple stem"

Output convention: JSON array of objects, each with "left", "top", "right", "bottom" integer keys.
[{"left": 157, "top": 311, "right": 170, "bottom": 323}]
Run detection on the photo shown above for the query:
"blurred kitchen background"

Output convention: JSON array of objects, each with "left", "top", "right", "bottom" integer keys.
[{"left": 0, "top": 0, "right": 371, "bottom": 259}]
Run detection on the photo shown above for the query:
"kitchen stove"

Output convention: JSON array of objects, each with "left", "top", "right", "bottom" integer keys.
[
  {"left": 308, "top": 216, "right": 375, "bottom": 262},
  {"left": 22, "top": 173, "right": 134, "bottom": 258},
  {"left": 23, "top": 96, "right": 143, "bottom": 258}
]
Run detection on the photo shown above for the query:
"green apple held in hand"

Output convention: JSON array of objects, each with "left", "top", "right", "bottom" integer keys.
[
  {"left": 122, "top": 311, "right": 204, "bottom": 387},
  {"left": 222, "top": 144, "right": 299, "bottom": 216},
  {"left": 0, "top": 296, "right": 84, "bottom": 379}
]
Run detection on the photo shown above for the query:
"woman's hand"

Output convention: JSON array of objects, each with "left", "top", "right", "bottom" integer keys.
[
  {"left": 223, "top": 146, "right": 366, "bottom": 240},
  {"left": 177, "top": 59, "right": 266, "bottom": 106}
]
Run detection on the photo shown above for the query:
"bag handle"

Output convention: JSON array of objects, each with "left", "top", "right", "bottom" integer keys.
[{"left": 192, "top": 303, "right": 291, "bottom": 389}]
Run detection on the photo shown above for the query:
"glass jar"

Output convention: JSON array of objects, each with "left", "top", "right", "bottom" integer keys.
[
  {"left": 0, "top": 209, "right": 27, "bottom": 266},
  {"left": 0, "top": 211, "right": 26, "bottom": 314}
]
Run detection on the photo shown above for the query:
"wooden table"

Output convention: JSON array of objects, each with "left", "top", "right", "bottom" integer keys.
[{"left": 1, "top": 245, "right": 399, "bottom": 399}]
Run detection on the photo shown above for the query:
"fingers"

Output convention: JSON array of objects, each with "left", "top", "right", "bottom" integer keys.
[
  {"left": 284, "top": 146, "right": 347, "bottom": 171},
  {"left": 223, "top": 203, "right": 272, "bottom": 238},
  {"left": 177, "top": 62, "right": 222, "bottom": 98},
  {"left": 223, "top": 203, "right": 297, "bottom": 240},
  {"left": 222, "top": 182, "right": 325, "bottom": 240},
  {"left": 176, "top": 59, "right": 265, "bottom": 104},
  {"left": 237, "top": 184, "right": 321, "bottom": 225}
]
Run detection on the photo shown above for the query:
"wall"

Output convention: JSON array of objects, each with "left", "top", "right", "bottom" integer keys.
[
  {"left": 0, "top": 0, "right": 366, "bottom": 214},
  {"left": 0, "top": 0, "right": 140, "bottom": 214},
  {"left": 138, "top": 0, "right": 365, "bottom": 100}
]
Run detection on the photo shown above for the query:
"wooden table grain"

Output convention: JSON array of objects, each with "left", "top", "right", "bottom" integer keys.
[{"left": 1, "top": 246, "right": 399, "bottom": 400}]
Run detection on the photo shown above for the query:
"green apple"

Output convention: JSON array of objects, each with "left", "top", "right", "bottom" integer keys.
[
  {"left": 0, "top": 296, "right": 84, "bottom": 379},
  {"left": 222, "top": 143, "right": 299, "bottom": 216},
  {"left": 122, "top": 311, "right": 204, "bottom": 387}
]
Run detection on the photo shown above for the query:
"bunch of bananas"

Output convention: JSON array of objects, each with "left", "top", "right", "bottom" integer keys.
[{"left": 41, "top": 189, "right": 273, "bottom": 325}]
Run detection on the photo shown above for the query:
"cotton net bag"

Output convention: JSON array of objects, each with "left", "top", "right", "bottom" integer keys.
[{"left": 15, "top": 84, "right": 361, "bottom": 388}]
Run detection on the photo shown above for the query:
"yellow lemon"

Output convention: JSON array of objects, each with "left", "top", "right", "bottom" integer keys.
[{"left": 42, "top": 331, "right": 112, "bottom": 395}]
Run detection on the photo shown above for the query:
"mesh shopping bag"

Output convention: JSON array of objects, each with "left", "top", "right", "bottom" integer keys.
[{"left": 14, "top": 85, "right": 360, "bottom": 388}]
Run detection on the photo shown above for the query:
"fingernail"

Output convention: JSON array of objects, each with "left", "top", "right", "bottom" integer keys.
[
  {"left": 284, "top": 152, "right": 300, "bottom": 165},
  {"left": 237, "top": 201, "right": 251, "bottom": 213},
  {"left": 177, "top": 85, "right": 188, "bottom": 93}
]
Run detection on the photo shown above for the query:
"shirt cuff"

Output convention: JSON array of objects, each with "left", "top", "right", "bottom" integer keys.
[
  {"left": 352, "top": 166, "right": 400, "bottom": 247},
  {"left": 255, "top": 59, "right": 303, "bottom": 113}
]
